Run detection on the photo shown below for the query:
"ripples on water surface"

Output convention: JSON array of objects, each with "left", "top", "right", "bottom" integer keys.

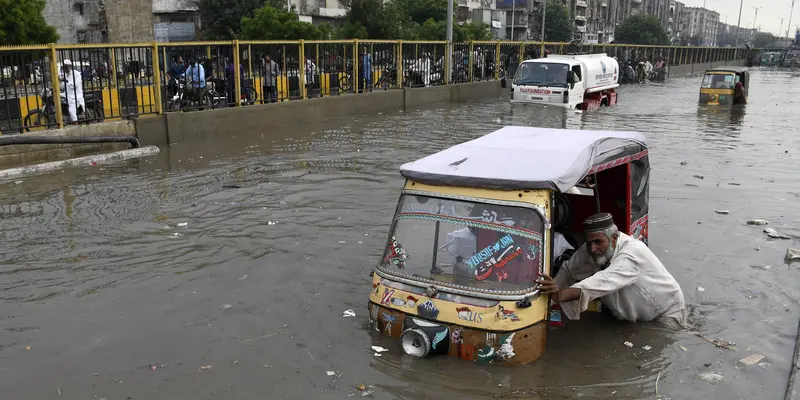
[{"left": 1, "top": 69, "right": 799, "bottom": 399}]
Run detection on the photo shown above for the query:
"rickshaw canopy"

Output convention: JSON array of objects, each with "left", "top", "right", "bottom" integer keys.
[{"left": 400, "top": 126, "right": 647, "bottom": 193}]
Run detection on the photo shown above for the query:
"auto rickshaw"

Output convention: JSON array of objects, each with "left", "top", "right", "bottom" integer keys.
[
  {"left": 698, "top": 67, "right": 749, "bottom": 106},
  {"left": 368, "top": 126, "right": 651, "bottom": 365}
]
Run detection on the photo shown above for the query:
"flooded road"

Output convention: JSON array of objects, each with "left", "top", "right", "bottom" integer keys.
[{"left": 1, "top": 68, "right": 799, "bottom": 399}]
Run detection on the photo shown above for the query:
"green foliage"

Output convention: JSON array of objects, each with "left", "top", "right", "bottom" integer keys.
[
  {"left": 0, "top": 0, "right": 58, "bottom": 44},
  {"left": 241, "top": 4, "right": 325, "bottom": 40},
  {"left": 752, "top": 32, "right": 779, "bottom": 48},
  {"left": 532, "top": 2, "right": 574, "bottom": 42},
  {"left": 615, "top": 14, "right": 669, "bottom": 45},
  {"left": 200, "top": 0, "right": 286, "bottom": 39}
]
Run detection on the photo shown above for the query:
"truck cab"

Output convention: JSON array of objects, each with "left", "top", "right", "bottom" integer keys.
[{"left": 511, "top": 53, "right": 619, "bottom": 111}]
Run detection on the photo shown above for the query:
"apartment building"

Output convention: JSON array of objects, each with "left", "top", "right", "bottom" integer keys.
[{"left": 682, "top": 6, "right": 719, "bottom": 46}]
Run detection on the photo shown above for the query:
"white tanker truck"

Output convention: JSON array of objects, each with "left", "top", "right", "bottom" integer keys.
[{"left": 510, "top": 53, "right": 620, "bottom": 110}]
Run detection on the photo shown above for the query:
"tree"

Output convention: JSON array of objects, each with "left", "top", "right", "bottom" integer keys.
[
  {"left": 531, "top": 2, "right": 574, "bottom": 42},
  {"left": 200, "top": 0, "right": 286, "bottom": 39},
  {"left": 752, "top": 32, "right": 779, "bottom": 48},
  {"left": 460, "top": 22, "right": 492, "bottom": 41},
  {"left": 0, "top": 0, "right": 58, "bottom": 44},
  {"left": 241, "top": 4, "right": 325, "bottom": 40},
  {"left": 615, "top": 14, "right": 669, "bottom": 45},
  {"left": 340, "top": 0, "right": 405, "bottom": 39}
]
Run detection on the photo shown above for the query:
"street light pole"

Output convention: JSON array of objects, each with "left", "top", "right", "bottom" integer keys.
[
  {"left": 447, "top": 0, "right": 453, "bottom": 81},
  {"left": 788, "top": 0, "right": 796, "bottom": 39},
  {"left": 540, "top": 0, "right": 547, "bottom": 56},
  {"left": 752, "top": 6, "right": 763, "bottom": 33},
  {"left": 511, "top": 0, "right": 516, "bottom": 41},
  {"left": 734, "top": 0, "right": 744, "bottom": 46}
]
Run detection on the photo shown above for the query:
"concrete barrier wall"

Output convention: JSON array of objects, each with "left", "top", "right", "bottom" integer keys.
[
  {"left": 0, "top": 121, "right": 135, "bottom": 169},
  {"left": 668, "top": 59, "right": 746, "bottom": 77},
  {"left": 135, "top": 80, "right": 505, "bottom": 146}
]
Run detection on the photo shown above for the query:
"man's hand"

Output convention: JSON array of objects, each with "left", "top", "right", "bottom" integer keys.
[{"left": 537, "top": 274, "right": 560, "bottom": 301}]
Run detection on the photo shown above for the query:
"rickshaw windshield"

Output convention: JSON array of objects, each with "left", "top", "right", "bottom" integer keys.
[
  {"left": 380, "top": 194, "right": 545, "bottom": 294},
  {"left": 701, "top": 73, "right": 735, "bottom": 89}
]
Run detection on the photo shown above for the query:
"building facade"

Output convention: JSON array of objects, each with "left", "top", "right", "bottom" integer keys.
[{"left": 682, "top": 6, "right": 719, "bottom": 46}]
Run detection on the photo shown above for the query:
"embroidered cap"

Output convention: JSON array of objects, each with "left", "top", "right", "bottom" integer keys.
[{"left": 583, "top": 212, "right": 615, "bottom": 233}]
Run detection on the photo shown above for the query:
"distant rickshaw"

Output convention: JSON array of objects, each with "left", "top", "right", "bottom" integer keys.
[{"left": 698, "top": 67, "right": 749, "bottom": 106}]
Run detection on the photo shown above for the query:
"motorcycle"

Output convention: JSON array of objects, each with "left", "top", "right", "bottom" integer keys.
[{"left": 23, "top": 85, "right": 103, "bottom": 130}]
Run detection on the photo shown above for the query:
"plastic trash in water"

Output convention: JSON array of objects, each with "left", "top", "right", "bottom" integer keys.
[
  {"left": 697, "top": 287, "right": 705, "bottom": 292},
  {"left": 623, "top": 341, "right": 634, "bottom": 348},
  {"left": 169, "top": 233, "right": 183, "bottom": 238},
  {"left": 714, "top": 210, "right": 730, "bottom": 215},
  {"left": 747, "top": 219, "right": 768, "bottom": 225},
  {"left": 739, "top": 354, "right": 765, "bottom": 366},
  {"left": 764, "top": 228, "right": 791, "bottom": 239},
  {"left": 371, "top": 346, "right": 389, "bottom": 353},
  {"left": 177, "top": 222, "right": 188, "bottom": 227},
  {"left": 642, "top": 345, "right": 652, "bottom": 351},
  {"left": 697, "top": 372, "right": 725, "bottom": 383},
  {"left": 343, "top": 309, "right": 356, "bottom": 318},
  {"left": 786, "top": 248, "right": 800, "bottom": 264},
  {"left": 326, "top": 371, "right": 336, "bottom": 376}
]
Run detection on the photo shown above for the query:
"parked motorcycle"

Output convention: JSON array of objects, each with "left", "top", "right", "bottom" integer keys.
[{"left": 22, "top": 86, "right": 103, "bottom": 131}]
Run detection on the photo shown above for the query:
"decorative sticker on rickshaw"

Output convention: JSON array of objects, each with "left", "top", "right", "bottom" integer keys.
[
  {"left": 456, "top": 306, "right": 484, "bottom": 323},
  {"left": 472, "top": 236, "right": 524, "bottom": 281},
  {"left": 495, "top": 305, "right": 520, "bottom": 322},
  {"left": 382, "top": 312, "right": 396, "bottom": 333},
  {"left": 631, "top": 215, "right": 649, "bottom": 245},
  {"left": 417, "top": 300, "right": 439, "bottom": 319},
  {"left": 380, "top": 288, "right": 395, "bottom": 306},
  {"left": 432, "top": 328, "right": 449, "bottom": 350},
  {"left": 383, "top": 236, "right": 408, "bottom": 269}
]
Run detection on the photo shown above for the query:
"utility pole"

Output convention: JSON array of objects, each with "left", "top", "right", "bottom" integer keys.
[
  {"left": 447, "top": 0, "right": 453, "bottom": 80},
  {"left": 734, "top": 0, "right": 744, "bottom": 46},
  {"left": 752, "top": 6, "right": 763, "bottom": 32},
  {"left": 788, "top": 0, "right": 796, "bottom": 39},
  {"left": 780, "top": 17, "right": 787, "bottom": 38},
  {"left": 540, "top": 0, "right": 547, "bottom": 56},
  {"left": 511, "top": 0, "right": 516, "bottom": 41}
]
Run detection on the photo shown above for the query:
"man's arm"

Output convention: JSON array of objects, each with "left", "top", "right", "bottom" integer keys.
[{"left": 558, "top": 253, "right": 641, "bottom": 319}]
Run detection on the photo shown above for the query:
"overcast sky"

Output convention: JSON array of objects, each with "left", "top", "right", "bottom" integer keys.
[{"left": 680, "top": 0, "right": 797, "bottom": 37}]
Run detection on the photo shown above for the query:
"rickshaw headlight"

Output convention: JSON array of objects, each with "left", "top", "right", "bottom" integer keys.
[{"left": 400, "top": 328, "right": 431, "bottom": 358}]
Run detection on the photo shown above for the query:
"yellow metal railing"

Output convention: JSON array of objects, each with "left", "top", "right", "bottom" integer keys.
[{"left": 0, "top": 40, "right": 759, "bottom": 134}]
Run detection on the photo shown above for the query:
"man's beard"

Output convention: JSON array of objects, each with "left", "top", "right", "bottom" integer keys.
[{"left": 591, "top": 246, "right": 615, "bottom": 267}]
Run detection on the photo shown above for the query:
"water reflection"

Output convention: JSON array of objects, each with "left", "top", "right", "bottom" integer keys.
[{"left": 0, "top": 70, "right": 798, "bottom": 400}]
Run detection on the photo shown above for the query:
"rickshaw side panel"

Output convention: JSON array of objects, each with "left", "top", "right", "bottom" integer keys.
[{"left": 629, "top": 155, "right": 650, "bottom": 245}]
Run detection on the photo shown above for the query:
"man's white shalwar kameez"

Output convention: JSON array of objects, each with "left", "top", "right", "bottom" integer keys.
[{"left": 554, "top": 232, "right": 687, "bottom": 328}]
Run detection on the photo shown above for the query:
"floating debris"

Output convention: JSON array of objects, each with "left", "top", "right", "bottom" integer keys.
[
  {"left": 697, "top": 287, "right": 705, "bottom": 292},
  {"left": 680, "top": 161, "right": 688, "bottom": 166},
  {"left": 342, "top": 309, "right": 356, "bottom": 318},
  {"left": 714, "top": 210, "right": 730, "bottom": 215},
  {"left": 200, "top": 365, "right": 212, "bottom": 370},
  {"left": 238, "top": 275, "right": 248, "bottom": 280},
  {"left": 221, "top": 304, "right": 233, "bottom": 310},
  {"left": 739, "top": 354, "right": 765, "bottom": 366},
  {"left": 697, "top": 334, "right": 736, "bottom": 351},
  {"left": 623, "top": 341, "right": 634, "bottom": 348},
  {"left": 764, "top": 228, "right": 791, "bottom": 239},
  {"left": 169, "top": 233, "right": 183, "bottom": 238},
  {"left": 177, "top": 222, "right": 188, "bottom": 227},
  {"left": 268, "top": 221, "right": 277, "bottom": 226},
  {"left": 326, "top": 371, "right": 337, "bottom": 376},
  {"left": 786, "top": 248, "right": 800, "bottom": 264},
  {"left": 678, "top": 345, "right": 688, "bottom": 351},
  {"left": 692, "top": 175, "right": 704, "bottom": 180},
  {"left": 371, "top": 346, "right": 389, "bottom": 353},
  {"left": 747, "top": 219, "right": 769, "bottom": 225},
  {"left": 642, "top": 345, "right": 652, "bottom": 351},
  {"left": 14, "top": 180, "right": 23, "bottom": 184},
  {"left": 728, "top": 182, "right": 741, "bottom": 186},
  {"left": 697, "top": 372, "right": 725, "bottom": 383}
]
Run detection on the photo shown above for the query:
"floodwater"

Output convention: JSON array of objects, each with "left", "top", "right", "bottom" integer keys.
[{"left": 1, "top": 69, "right": 799, "bottom": 400}]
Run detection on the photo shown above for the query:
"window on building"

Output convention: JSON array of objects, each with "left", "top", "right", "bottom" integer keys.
[{"left": 74, "top": 2, "right": 84, "bottom": 15}]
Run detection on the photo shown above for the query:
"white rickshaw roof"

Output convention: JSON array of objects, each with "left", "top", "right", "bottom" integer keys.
[{"left": 400, "top": 126, "right": 647, "bottom": 192}]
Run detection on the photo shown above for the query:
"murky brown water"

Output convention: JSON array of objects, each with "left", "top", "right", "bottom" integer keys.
[{"left": 1, "top": 68, "right": 799, "bottom": 399}]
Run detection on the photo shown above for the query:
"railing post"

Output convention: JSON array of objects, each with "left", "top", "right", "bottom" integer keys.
[
  {"left": 247, "top": 44, "right": 253, "bottom": 88},
  {"left": 152, "top": 42, "right": 163, "bottom": 114},
  {"left": 48, "top": 43, "right": 64, "bottom": 129},
  {"left": 468, "top": 41, "right": 474, "bottom": 83},
  {"left": 353, "top": 39, "right": 359, "bottom": 94},
  {"left": 397, "top": 40, "right": 403, "bottom": 88},
  {"left": 495, "top": 41, "right": 501, "bottom": 80},
  {"left": 233, "top": 40, "right": 242, "bottom": 106},
  {"left": 444, "top": 41, "right": 451, "bottom": 85},
  {"left": 299, "top": 40, "right": 306, "bottom": 99},
  {"left": 110, "top": 48, "right": 118, "bottom": 88}
]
